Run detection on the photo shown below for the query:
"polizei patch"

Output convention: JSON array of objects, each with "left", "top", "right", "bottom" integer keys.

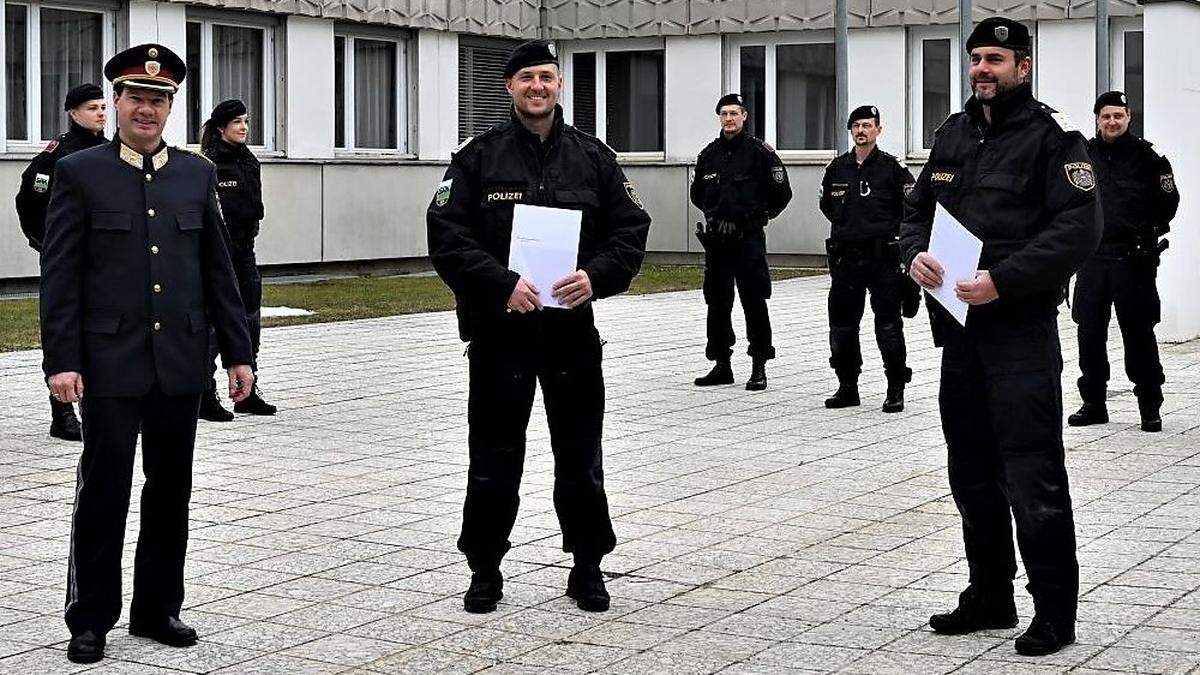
[
  {"left": 772, "top": 166, "right": 786, "bottom": 184},
  {"left": 624, "top": 182, "right": 644, "bottom": 209},
  {"left": 1064, "top": 162, "right": 1096, "bottom": 192},
  {"left": 434, "top": 179, "right": 452, "bottom": 207},
  {"left": 485, "top": 190, "right": 524, "bottom": 203}
]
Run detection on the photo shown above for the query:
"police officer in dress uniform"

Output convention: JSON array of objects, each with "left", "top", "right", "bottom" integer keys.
[
  {"left": 900, "top": 18, "right": 1101, "bottom": 656},
  {"left": 15, "top": 83, "right": 108, "bottom": 441},
  {"left": 691, "top": 93, "right": 792, "bottom": 390},
  {"left": 819, "top": 105, "right": 918, "bottom": 412},
  {"left": 1068, "top": 91, "right": 1179, "bottom": 432},
  {"left": 39, "top": 44, "right": 254, "bottom": 664},
  {"left": 426, "top": 40, "right": 650, "bottom": 615},
  {"left": 198, "top": 99, "right": 276, "bottom": 420}
]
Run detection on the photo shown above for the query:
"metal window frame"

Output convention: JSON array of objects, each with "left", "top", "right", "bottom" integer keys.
[
  {"left": 560, "top": 36, "right": 666, "bottom": 161},
  {"left": 333, "top": 23, "right": 412, "bottom": 156}
]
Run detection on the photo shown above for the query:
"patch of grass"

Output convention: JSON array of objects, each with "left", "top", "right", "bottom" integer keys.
[{"left": 0, "top": 265, "right": 823, "bottom": 351}]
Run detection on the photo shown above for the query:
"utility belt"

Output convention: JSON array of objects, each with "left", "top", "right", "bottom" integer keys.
[
  {"left": 1095, "top": 237, "right": 1169, "bottom": 261},
  {"left": 826, "top": 238, "right": 898, "bottom": 261},
  {"left": 696, "top": 215, "right": 766, "bottom": 248}
]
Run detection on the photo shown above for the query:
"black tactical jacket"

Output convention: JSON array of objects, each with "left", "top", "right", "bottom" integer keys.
[
  {"left": 820, "top": 146, "right": 915, "bottom": 242},
  {"left": 15, "top": 122, "right": 106, "bottom": 251},
  {"left": 900, "top": 84, "right": 1102, "bottom": 324},
  {"left": 690, "top": 131, "right": 792, "bottom": 225},
  {"left": 203, "top": 139, "right": 264, "bottom": 242},
  {"left": 427, "top": 106, "right": 651, "bottom": 341},
  {"left": 1087, "top": 132, "right": 1178, "bottom": 246}
]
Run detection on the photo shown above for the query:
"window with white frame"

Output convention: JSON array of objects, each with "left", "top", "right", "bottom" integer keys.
[
  {"left": 564, "top": 40, "right": 665, "bottom": 156},
  {"left": 1110, "top": 19, "right": 1144, "bottom": 138},
  {"left": 334, "top": 26, "right": 409, "bottom": 152},
  {"left": 724, "top": 33, "right": 837, "bottom": 153},
  {"left": 4, "top": 0, "right": 114, "bottom": 143},
  {"left": 185, "top": 11, "right": 275, "bottom": 148},
  {"left": 907, "top": 27, "right": 961, "bottom": 153},
  {"left": 458, "top": 35, "right": 519, "bottom": 142}
]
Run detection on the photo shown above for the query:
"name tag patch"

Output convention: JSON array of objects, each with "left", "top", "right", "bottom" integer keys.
[
  {"left": 218, "top": 180, "right": 239, "bottom": 188},
  {"left": 931, "top": 172, "right": 956, "bottom": 184},
  {"left": 485, "top": 190, "right": 525, "bottom": 204}
]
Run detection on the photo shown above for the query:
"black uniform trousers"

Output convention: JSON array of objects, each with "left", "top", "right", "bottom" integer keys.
[
  {"left": 209, "top": 240, "right": 262, "bottom": 377},
  {"left": 65, "top": 382, "right": 200, "bottom": 636},
  {"left": 458, "top": 315, "right": 616, "bottom": 570},
  {"left": 703, "top": 229, "right": 774, "bottom": 362},
  {"left": 1072, "top": 256, "right": 1164, "bottom": 408},
  {"left": 828, "top": 254, "right": 910, "bottom": 383},
  {"left": 939, "top": 317, "right": 1079, "bottom": 619}
]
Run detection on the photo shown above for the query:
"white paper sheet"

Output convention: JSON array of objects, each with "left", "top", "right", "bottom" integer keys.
[
  {"left": 509, "top": 204, "right": 582, "bottom": 309},
  {"left": 927, "top": 203, "right": 984, "bottom": 327}
]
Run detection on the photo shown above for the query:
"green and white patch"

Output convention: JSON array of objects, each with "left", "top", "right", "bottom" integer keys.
[
  {"left": 434, "top": 179, "right": 453, "bottom": 207},
  {"left": 33, "top": 173, "right": 50, "bottom": 193}
]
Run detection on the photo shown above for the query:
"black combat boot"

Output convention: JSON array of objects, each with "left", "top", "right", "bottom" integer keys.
[
  {"left": 67, "top": 630, "right": 105, "bottom": 664},
  {"left": 463, "top": 569, "right": 503, "bottom": 614},
  {"left": 1015, "top": 614, "right": 1075, "bottom": 656},
  {"left": 233, "top": 384, "right": 277, "bottom": 416},
  {"left": 745, "top": 359, "right": 767, "bottom": 391},
  {"left": 198, "top": 381, "right": 234, "bottom": 422},
  {"left": 566, "top": 564, "right": 610, "bottom": 612},
  {"left": 49, "top": 395, "right": 82, "bottom": 441},
  {"left": 1138, "top": 398, "right": 1162, "bottom": 433},
  {"left": 824, "top": 379, "right": 860, "bottom": 409},
  {"left": 929, "top": 585, "right": 1018, "bottom": 635},
  {"left": 1067, "top": 402, "right": 1108, "bottom": 426},
  {"left": 881, "top": 380, "right": 905, "bottom": 413},
  {"left": 694, "top": 360, "right": 734, "bottom": 386}
]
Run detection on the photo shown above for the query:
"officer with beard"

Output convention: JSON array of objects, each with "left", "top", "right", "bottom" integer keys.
[
  {"left": 901, "top": 17, "right": 1100, "bottom": 657},
  {"left": 1068, "top": 91, "right": 1178, "bottom": 432}
]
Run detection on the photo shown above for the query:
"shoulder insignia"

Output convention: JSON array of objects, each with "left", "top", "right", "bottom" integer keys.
[
  {"left": 1050, "top": 112, "right": 1078, "bottom": 134},
  {"left": 174, "top": 145, "right": 214, "bottom": 164},
  {"left": 1148, "top": 142, "right": 1167, "bottom": 159},
  {"left": 433, "top": 178, "right": 453, "bottom": 207},
  {"left": 43, "top": 140, "right": 59, "bottom": 154},
  {"left": 452, "top": 136, "right": 474, "bottom": 155},
  {"left": 1064, "top": 161, "right": 1096, "bottom": 192},
  {"left": 771, "top": 165, "right": 786, "bottom": 184},
  {"left": 624, "top": 181, "right": 645, "bottom": 209},
  {"left": 33, "top": 173, "right": 50, "bottom": 193},
  {"left": 1161, "top": 174, "right": 1176, "bottom": 194},
  {"left": 763, "top": 141, "right": 776, "bottom": 154}
]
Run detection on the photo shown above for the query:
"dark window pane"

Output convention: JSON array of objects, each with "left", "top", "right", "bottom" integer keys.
[
  {"left": 353, "top": 38, "right": 396, "bottom": 148},
  {"left": 739, "top": 45, "right": 765, "bottom": 139},
  {"left": 922, "top": 38, "right": 951, "bottom": 149},
  {"left": 186, "top": 21, "right": 201, "bottom": 143},
  {"left": 605, "top": 50, "right": 664, "bottom": 152},
  {"left": 1124, "top": 31, "right": 1143, "bottom": 137},
  {"left": 572, "top": 52, "right": 595, "bottom": 135},
  {"left": 5, "top": 3, "right": 27, "bottom": 141},
  {"left": 776, "top": 43, "right": 836, "bottom": 150},
  {"left": 334, "top": 35, "right": 344, "bottom": 148},
  {"left": 212, "top": 24, "right": 264, "bottom": 144},
  {"left": 457, "top": 36, "right": 518, "bottom": 141},
  {"left": 39, "top": 8, "right": 101, "bottom": 139}
]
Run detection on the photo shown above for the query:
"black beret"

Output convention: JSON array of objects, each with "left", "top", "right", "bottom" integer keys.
[
  {"left": 64, "top": 83, "right": 104, "bottom": 110},
  {"left": 847, "top": 105, "right": 880, "bottom": 129},
  {"left": 104, "top": 43, "right": 186, "bottom": 93},
  {"left": 208, "top": 99, "right": 248, "bottom": 129},
  {"left": 715, "top": 93, "right": 746, "bottom": 113},
  {"left": 965, "top": 17, "right": 1032, "bottom": 53},
  {"left": 1094, "top": 90, "right": 1130, "bottom": 114},
  {"left": 503, "top": 40, "right": 559, "bottom": 79}
]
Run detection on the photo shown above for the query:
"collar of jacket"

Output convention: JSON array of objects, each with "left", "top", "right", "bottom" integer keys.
[
  {"left": 204, "top": 138, "right": 252, "bottom": 162},
  {"left": 718, "top": 129, "right": 748, "bottom": 149},
  {"left": 113, "top": 137, "right": 169, "bottom": 171},
  {"left": 964, "top": 82, "right": 1033, "bottom": 130},
  {"left": 510, "top": 104, "right": 564, "bottom": 148},
  {"left": 66, "top": 121, "right": 106, "bottom": 146},
  {"left": 847, "top": 144, "right": 880, "bottom": 167},
  {"left": 1093, "top": 130, "right": 1136, "bottom": 152}
]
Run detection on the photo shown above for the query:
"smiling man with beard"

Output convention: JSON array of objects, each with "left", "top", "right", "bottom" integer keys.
[{"left": 900, "top": 17, "right": 1101, "bottom": 656}]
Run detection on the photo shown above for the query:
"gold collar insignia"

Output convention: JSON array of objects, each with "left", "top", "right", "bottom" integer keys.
[{"left": 119, "top": 143, "right": 170, "bottom": 171}]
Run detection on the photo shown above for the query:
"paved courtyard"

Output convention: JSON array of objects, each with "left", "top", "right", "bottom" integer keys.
[{"left": 1, "top": 274, "right": 1198, "bottom": 674}]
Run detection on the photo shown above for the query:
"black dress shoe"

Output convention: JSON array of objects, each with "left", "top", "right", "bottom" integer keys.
[
  {"left": 198, "top": 385, "right": 234, "bottom": 422},
  {"left": 1015, "top": 614, "right": 1075, "bottom": 656},
  {"left": 129, "top": 616, "right": 198, "bottom": 647},
  {"left": 929, "top": 586, "right": 1018, "bottom": 635},
  {"left": 824, "top": 384, "right": 860, "bottom": 409},
  {"left": 1138, "top": 399, "right": 1162, "bottom": 432},
  {"left": 463, "top": 571, "right": 503, "bottom": 613},
  {"left": 881, "top": 381, "right": 905, "bottom": 413},
  {"left": 1067, "top": 402, "right": 1108, "bottom": 426},
  {"left": 49, "top": 395, "right": 83, "bottom": 441},
  {"left": 695, "top": 361, "right": 734, "bottom": 387},
  {"left": 1141, "top": 416, "right": 1162, "bottom": 432},
  {"left": 233, "top": 386, "right": 277, "bottom": 415},
  {"left": 745, "top": 360, "right": 767, "bottom": 391},
  {"left": 566, "top": 565, "right": 610, "bottom": 612},
  {"left": 67, "top": 630, "right": 105, "bottom": 664}
]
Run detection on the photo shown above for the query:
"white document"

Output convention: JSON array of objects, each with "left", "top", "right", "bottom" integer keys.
[
  {"left": 927, "top": 203, "right": 984, "bottom": 327},
  {"left": 509, "top": 204, "right": 582, "bottom": 309}
]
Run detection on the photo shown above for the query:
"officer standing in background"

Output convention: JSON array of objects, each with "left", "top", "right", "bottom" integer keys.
[
  {"left": 1068, "top": 91, "right": 1179, "bottom": 432},
  {"left": 691, "top": 93, "right": 792, "bottom": 390},
  {"left": 901, "top": 18, "right": 1100, "bottom": 656},
  {"left": 819, "top": 105, "right": 917, "bottom": 412},
  {"left": 15, "top": 83, "right": 108, "bottom": 441},
  {"left": 39, "top": 44, "right": 254, "bottom": 664},
  {"left": 427, "top": 40, "right": 650, "bottom": 616}
]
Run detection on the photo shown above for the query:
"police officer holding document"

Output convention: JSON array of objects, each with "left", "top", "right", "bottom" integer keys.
[
  {"left": 819, "top": 105, "right": 917, "bottom": 412},
  {"left": 1068, "top": 90, "right": 1179, "bottom": 432},
  {"left": 15, "top": 83, "right": 108, "bottom": 441},
  {"left": 426, "top": 40, "right": 650, "bottom": 615},
  {"left": 691, "top": 93, "right": 792, "bottom": 390},
  {"left": 39, "top": 44, "right": 254, "bottom": 664},
  {"left": 900, "top": 18, "right": 1100, "bottom": 657}
]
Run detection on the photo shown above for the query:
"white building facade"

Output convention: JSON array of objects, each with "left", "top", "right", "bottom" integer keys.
[{"left": 2, "top": 0, "right": 1196, "bottom": 338}]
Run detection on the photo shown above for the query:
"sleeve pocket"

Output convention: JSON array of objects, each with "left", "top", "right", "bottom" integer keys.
[
  {"left": 177, "top": 212, "right": 204, "bottom": 231},
  {"left": 92, "top": 212, "right": 132, "bottom": 231}
]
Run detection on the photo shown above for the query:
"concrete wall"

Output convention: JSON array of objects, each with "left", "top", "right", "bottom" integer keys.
[{"left": 1036, "top": 20, "right": 1095, "bottom": 138}]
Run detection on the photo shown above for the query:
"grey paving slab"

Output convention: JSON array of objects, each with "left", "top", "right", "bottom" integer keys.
[{"left": 1, "top": 275, "right": 1199, "bottom": 673}]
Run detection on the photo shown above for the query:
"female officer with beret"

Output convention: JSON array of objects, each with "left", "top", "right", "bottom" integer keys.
[{"left": 198, "top": 99, "right": 276, "bottom": 418}]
